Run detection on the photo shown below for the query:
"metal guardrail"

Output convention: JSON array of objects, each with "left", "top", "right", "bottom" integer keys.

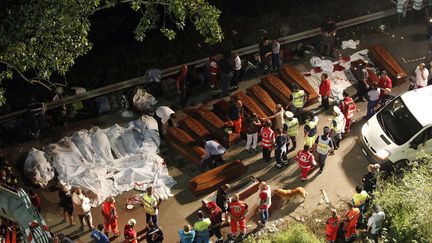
[{"left": 0, "top": 8, "right": 397, "bottom": 124}]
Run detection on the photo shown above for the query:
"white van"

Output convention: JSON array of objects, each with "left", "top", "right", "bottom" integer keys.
[{"left": 360, "top": 85, "right": 432, "bottom": 166}]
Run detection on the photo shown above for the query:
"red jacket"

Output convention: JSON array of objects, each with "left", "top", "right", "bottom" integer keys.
[
  {"left": 124, "top": 224, "right": 137, "bottom": 243},
  {"left": 326, "top": 216, "right": 340, "bottom": 241},
  {"left": 228, "top": 200, "right": 248, "bottom": 219},
  {"left": 378, "top": 76, "right": 392, "bottom": 97},
  {"left": 260, "top": 127, "right": 275, "bottom": 148},
  {"left": 295, "top": 150, "right": 315, "bottom": 168},
  {"left": 319, "top": 79, "right": 331, "bottom": 97},
  {"left": 102, "top": 202, "right": 117, "bottom": 222},
  {"left": 339, "top": 97, "right": 356, "bottom": 119}
]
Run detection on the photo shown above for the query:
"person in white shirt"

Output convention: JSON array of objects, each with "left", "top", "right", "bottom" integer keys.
[
  {"left": 72, "top": 188, "right": 94, "bottom": 231},
  {"left": 367, "top": 204, "right": 386, "bottom": 240},
  {"left": 272, "top": 40, "right": 281, "bottom": 71},
  {"left": 366, "top": 84, "right": 380, "bottom": 119},
  {"left": 155, "top": 106, "right": 178, "bottom": 135},
  {"left": 415, "top": 63, "right": 429, "bottom": 88},
  {"left": 231, "top": 52, "right": 242, "bottom": 89}
]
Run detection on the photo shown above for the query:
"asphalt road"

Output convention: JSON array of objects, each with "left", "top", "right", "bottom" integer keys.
[{"left": 5, "top": 15, "right": 428, "bottom": 242}]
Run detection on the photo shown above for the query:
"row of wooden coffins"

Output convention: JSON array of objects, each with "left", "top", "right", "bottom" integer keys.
[{"left": 170, "top": 46, "right": 407, "bottom": 196}]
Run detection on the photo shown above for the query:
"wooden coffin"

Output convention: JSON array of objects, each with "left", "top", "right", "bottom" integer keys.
[
  {"left": 368, "top": 45, "right": 407, "bottom": 85},
  {"left": 212, "top": 99, "right": 230, "bottom": 122},
  {"left": 189, "top": 159, "right": 247, "bottom": 196},
  {"left": 231, "top": 91, "right": 268, "bottom": 119},
  {"left": 202, "top": 176, "right": 259, "bottom": 210},
  {"left": 166, "top": 127, "right": 205, "bottom": 166},
  {"left": 280, "top": 65, "right": 319, "bottom": 105},
  {"left": 350, "top": 59, "right": 379, "bottom": 86},
  {"left": 246, "top": 84, "right": 277, "bottom": 116},
  {"left": 179, "top": 114, "right": 213, "bottom": 147},
  {"left": 192, "top": 107, "right": 240, "bottom": 148},
  {"left": 260, "top": 74, "right": 292, "bottom": 108}
]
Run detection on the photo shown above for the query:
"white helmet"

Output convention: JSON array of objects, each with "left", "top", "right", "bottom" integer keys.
[{"left": 333, "top": 106, "right": 341, "bottom": 115}]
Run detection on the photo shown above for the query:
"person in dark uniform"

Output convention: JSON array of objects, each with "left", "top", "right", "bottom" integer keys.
[
  {"left": 321, "top": 16, "right": 337, "bottom": 57},
  {"left": 58, "top": 184, "right": 75, "bottom": 226}
]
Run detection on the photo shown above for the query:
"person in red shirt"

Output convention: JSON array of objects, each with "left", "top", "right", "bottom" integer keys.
[
  {"left": 319, "top": 73, "right": 331, "bottom": 111},
  {"left": 295, "top": 144, "right": 317, "bottom": 181},
  {"left": 228, "top": 194, "right": 248, "bottom": 240},
  {"left": 378, "top": 71, "right": 392, "bottom": 99},
  {"left": 326, "top": 208, "right": 340, "bottom": 243},
  {"left": 343, "top": 202, "right": 360, "bottom": 242},
  {"left": 176, "top": 65, "right": 189, "bottom": 107},
  {"left": 124, "top": 218, "right": 140, "bottom": 243},
  {"left": 101, "top": 196, "right": 120, "bottom": 237},
  {"left": 338, "top": 91, "right": 356, "bottom": 133},
  {"left": 208, "top": 54, "right": 221, "bottom": 89},
  {"left": 207, "top": 201, "right": 223, "bottom": 242},
  {"left": 260, "top": 120, "right": 275, "bottom": 163}
]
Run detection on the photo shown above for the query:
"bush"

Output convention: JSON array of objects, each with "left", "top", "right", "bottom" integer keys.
[
  {"left": 372, "top": 153, "right": 432, "bottom": 242},
  {"left": 245, "top": 223, "right": 323, "bottom": 243}
]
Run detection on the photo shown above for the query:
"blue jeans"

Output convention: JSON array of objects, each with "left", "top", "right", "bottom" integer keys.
[
  {"left": 367, "top": 100, "right": 378, "bottom": 119},
  {"left": 260, "top": 209, "right": 269, "bottom": 224}
]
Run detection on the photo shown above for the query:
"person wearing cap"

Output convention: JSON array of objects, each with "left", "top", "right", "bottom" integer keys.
[
  {"left": 142, "top": 187, "right": 161, "bottom": 227},
  {"left": 202, "top": 140, "right": 226, "bottom": 169},
  {"left": 329, "top": 106, "right": 345, "bottom": 150},
  {"left": 101, "top": 195, "right": 120, "bottom": 237},
  {"left": 304, "top": 111, "right": 319, "bottom": 149},
  {"left": 319, "top": 73, "right": 331, "bottom": 111},
  {"left": 288, "top": 84, "right": 307, "bottom": 122},
  {"left": 207, "top": 202, "right": 223, "bottom": 242},
  {"left": 313, "top": 126, "right": 334, "bottom": 174},
  {"left": 325, "top": 209, "right": 340, "bottom": 243},
  {"left": 367, "top": 204, "right": 386, "bottom": 241},
  {"left": 274, "top": 128, "right": 288, "bottom": 168},
  {"left": 124, "top": 219, "right": 140, "bottom": 243},
  {"left": 378, "top": 70, "right": 392, "bottom": 99},
  {"left": 57, "top": 183, "right": 75, "bottom": 226},
  {"left": 244, "top": 112, "right": 262, "bottom": 153},
  {"left": 179, "top": 225, "right": 196, "bottom": 243},
  {"left": 193, "top": 211, "right": 211, "bottom": 243},
  {"left": 415, "top": 62, "right": 429, "bottom": 89},
  {"left": 343, "top": 201, "right": 360, "bottom": 242},
  {"left": 257, "top": 182, "right": 271, "bottom": 226},
  {"left": 283, "top": 111, "right": 299, "bottom": 152},
  {"left": 91, "top": 224, "right": 110, "bottom": 243},
  {"left": 295, "top": 144, "right": 317, "bottom": 181},
  {"left": 264, "top": 104, "right": 285, "bottom": 131},
  {"left": 228, "top": 194, "right": 248, "bottom": 240},
  {"left": 260, "top": 120, "right": 275, "bottom": 163}
]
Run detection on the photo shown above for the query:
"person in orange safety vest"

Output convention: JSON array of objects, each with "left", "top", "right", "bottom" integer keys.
[
  {"left": 295, "top": 144, "right": 317, "bottom": 181},
  {"left": 338, "top": 91, "right": 356, "bottom": 133},
  {"left": 326, "top": 208, "right": 340, "bottom": 243},
  {"left": 101, "top": 196, "right": 120, "bottom": 237},
  {"left": 260, "top": 120, "right": 275, "bottom": 163},
  {"left": 343, "top": 201, "right": 360, "bottom": 242},
  {"left": 228, "top": 194, "right": 248, "bottom": 240}
]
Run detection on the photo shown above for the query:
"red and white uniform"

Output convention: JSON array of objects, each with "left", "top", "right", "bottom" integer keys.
[
  {"left": 260, "top": 127, "right": 275, "bottom": 148},
  {"left": 258, "top": 185, "right": 272, "bottom": 210},
  {"left": 228, "top": 200, "right": 248, "bottom": 235},
  {"left": 209, "top": 56, "right": 219, "bottom": 86},
  {"left": 339, "top": 97, "right": 356, "bottom": 132},
  {"left": 101, "top": 202, "right": 119, "bottom": 235},
  {"left": 326, "top": 216, "right": 340, "bottom": 242},
  {"left": 295, "top": 149, "right": 316, "bottom": 180}
]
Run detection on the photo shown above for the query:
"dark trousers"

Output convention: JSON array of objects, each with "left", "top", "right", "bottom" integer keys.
[
  {"left": 179, "top": 89, "right": 189, "bottom": 107},
  {"left": 260, "top": 209, "right": 269, "bottom": 224},
  {"left": 146, "top": 213, "right": 158, "bottom": 226},
  {"left": 288, "top": 136, "right": 297, "bottom": 151},
  {"left": 367, "top": 100, "right": 378, "bottom": 119},
  {"left": 357, "top": 81, "right": 368, "bottom": 100},
  {"left": 203, "top": 154, "right": 224, "bottom": 169},
  {"left": 231, "top": 70, "right": 240, "bottom": 87},
  {"left": 321, "top": 96, "right": 330, "bottom": 110},
  {"left": 322, "top": 35, "right": 336, "bottom": 56},
  {"left": 332, "top": 132, "right": 342, "bottom": 149},
  {"left": 317, "top": 153, "right": 328, "bottom": 171},
  {"left": 220, "top": 72, "right": 231, "bottom": 96},
  {"left": 262, "top": 147, "right": 272, "bottom": 162},
  {"left": 210, "top": 225, "right": 222, "bottom": 240}
]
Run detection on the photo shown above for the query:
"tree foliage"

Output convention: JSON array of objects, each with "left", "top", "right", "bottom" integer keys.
[
  {"left": 373, "top": 153, "right": 432, "bottom": 242},
  {"left": 245, "top": 223, "right": 323, "bottom": 243},
  {"left": 0, "top": 0, "right": 222, "bottom": 104}
]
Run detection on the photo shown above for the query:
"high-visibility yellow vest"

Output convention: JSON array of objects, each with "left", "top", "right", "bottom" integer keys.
[
  {"left": 142, "top": 194, "right": 156, "bottom": 215},
  {"left": 316, "top": 136, "right": 332, "bottom": 155},
  {"left": 352, "top": 191, "right": 368, "bottom": 206},
  {"left": 285, "top": 118, "right": 299, "bottom": 137},
  {"left": 332, "top": 114, "right": 344, "bottom": 133},
  {"left": 292, "top": 90, "right": 305, "bottom": 108},
  {"left": 305, "top": 118, "right": 318, "bottom": 147},
  {"left": 194, "top": 218, "right": 211, "bottom": 232}
]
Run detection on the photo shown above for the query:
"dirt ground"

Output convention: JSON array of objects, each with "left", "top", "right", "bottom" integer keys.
[{"left": 3, "top": 14, "right": 429, "bottom": 242}]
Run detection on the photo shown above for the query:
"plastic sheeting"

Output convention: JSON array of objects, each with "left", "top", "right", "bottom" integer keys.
[
  {"left": 24, "top": 148, "right": 55, "bottom": 187},
  {"left": 133, "top": 88, "right": 158, "bottom": 112},
  {"left": 341, "top": 39, "right": 360, "bottom": 50},
  {"left": 26, "top": 115, "right": 175, "bottom": 205}
]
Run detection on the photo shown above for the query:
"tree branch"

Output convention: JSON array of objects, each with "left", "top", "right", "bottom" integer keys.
[
  {"left": 0, "top": 60, "right": 31, "bottom": 83},
  {"left": 92, "top": 0, "right": 168, "bottom": 14}
]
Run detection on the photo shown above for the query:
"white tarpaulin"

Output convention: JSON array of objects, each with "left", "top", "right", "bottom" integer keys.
[
  {"left": 24, "top": 148, "right": 55, "bottom": 187},
  {"left": 26, "top": 115, "right": 175, "bottom": 205}
]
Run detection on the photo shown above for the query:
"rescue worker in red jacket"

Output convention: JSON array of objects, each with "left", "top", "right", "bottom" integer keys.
[
  {"left": 326, "top": 208, "right": 340, "bottom": 243},
  {"left": 338, "top": 91, "right": 356, "bottom": 133},
  {"left": 319, "top": 73, "right": 331, "bottom": 111},
  {"left": 295, "top": 144, "right": 317, "bottom": 181},
  {"left": 260, "top": 120, "right": 275, "bottom": 163},
  {"left": 101, "top": 196, "right": 120, "bottom": 237},
  {"left": 228, "top": 194, "right": 248, "bottom": 240}
]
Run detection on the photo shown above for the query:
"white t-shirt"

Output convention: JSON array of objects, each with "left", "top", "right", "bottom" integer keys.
[
  {"left": 234, "top": 56, "right": 241, "bottom": 71},
  {"left": 415, "top": 66, "right": 429, "bottom": 87},
  {"left": 367, "top": 88, "right": 380, "bottom": 101},
  {"left": 367, "top": 211, "right": 385, "bottom": 234}
]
